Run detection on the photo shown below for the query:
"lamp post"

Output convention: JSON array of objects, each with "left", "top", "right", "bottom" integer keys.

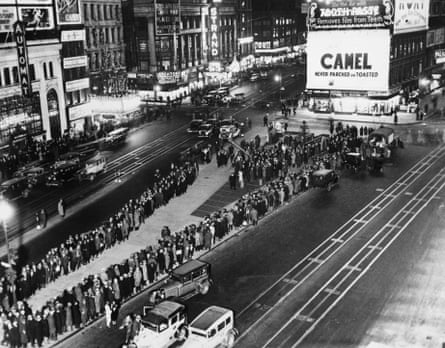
[{"left": 0, "top": 199, "right": 14, "bottom": 266}]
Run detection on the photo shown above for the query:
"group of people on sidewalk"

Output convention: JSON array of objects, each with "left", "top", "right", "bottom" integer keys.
[
  {"left": 0, "top": 159, "right": 200, "bottom": 347},
  {"left": 0, "top": 122, "right": 371, "bottom": 348}
]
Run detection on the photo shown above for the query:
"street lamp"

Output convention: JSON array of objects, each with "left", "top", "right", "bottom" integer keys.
[{"left": 0, "top": 199, "right": 14, "bottom": 265}]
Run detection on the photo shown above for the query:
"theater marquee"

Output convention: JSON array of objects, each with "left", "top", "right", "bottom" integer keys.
[
  {"left": 307, "top": 0, "right": 394, "bottom": 30},
  {"left": 306, "top": 30, "right": 390, "bottom": 92}
]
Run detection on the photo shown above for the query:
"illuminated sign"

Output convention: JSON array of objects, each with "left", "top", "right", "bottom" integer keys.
[
  {"left": 14, "top": 21, "right": 32, "bottom": 97},
  {"left": 0, "top": 7, "right": 17, "bottom": 33},
  {"left": 63, "top": 55, "right": 88, "bottom": 69},
  {"left": 427, "top": 28, "right": 445, "bottom": 47},
  {"left": 238, "top": 36, "right": 253, "bottom": 44},
  {"left": 306, "top": 30, "right": 390, "bottom": 92},
  {"left": 156, "top": 70, "right": 189, "bottom": 85},
  {"left": 394, "top": 0, "right": 429, "bottom": 34},
  {"left": 66, "top": 77, "right": 90, "bottom": 92},
  {"left": 209, "top": 7, "right": 219, "bottom": 58},
  {"left": 56, "top": 0, "right": 81, "bottom": 25},
  {"left": 19, "top": 6, "right": 54, "bottom": 30},
  {"left": 435, "top": 49, "right": 445, "bottom": 64},
  {"left": 61, "top": 29, "right": 85, "bottom": 42},
  {"left": 307, "top": 0, "right": 394, "bottom": 30},
  {"left": 155, "top": 2, "right": 179, "bottom": 36}
]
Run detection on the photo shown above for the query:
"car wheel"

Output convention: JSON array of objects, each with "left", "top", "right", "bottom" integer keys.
[
  {"left": 198, "top": 279, "right": 210, "bottom": 295},
  {"left": 175, "top": 324, "right": 188, "bottom": 341},
  {"left": 327, "top": 183, "right": 332, "bottom": 192},
  {"left": 226, "top": 331, "right": 236, "bottom": 347}
]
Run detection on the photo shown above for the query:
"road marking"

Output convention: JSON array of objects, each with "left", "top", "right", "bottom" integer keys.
[
  {"left": 376, "top": 188, "right": 384, "bottom": 192},
  {"left": 353, "top": 219, "right": 368, "bottom": 223},
  {"left": 283, "top": 278, "right": 299, "bottom": 284},
  {"left": 331, "top": 238, "right": 344, "bottom": 243},
  {"left": 324, "top": 288, "right": 341, "bottom": 296},
  {"left": 405, "top": 192, "right": 413, "bottom": 196},
  {"left": 387, "top": 224, "right": 401, "bottom": 229},
  {"left": 367, "top": 245, "right": 383, "bottom": 251},
  {"left": 345, "top": 265, "right": 362, "bottom": 272},
  {"left": 402, "top": 210, "right": 415, "bottom": 214},
  {"left": 308, "top": 257, "right": 324, "bottom": 264},
  {"left": 369, "top": 205, "right": 381, "bottom": 210},
  {"left": 295, "top": 315, "right": 314, "bottom": 323}
]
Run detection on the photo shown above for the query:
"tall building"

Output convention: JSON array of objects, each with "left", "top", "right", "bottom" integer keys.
[
  {"left": 304, "top": 0, "right": 429, "bottom": 121},
  {"left": 57, "top": 0, "right": 91, "bottom": 136},
  {"left": 0, "top": 0, "right": 67, "bottom": 149},
  {"left": 82, "top": 0, "right": 127, "bottom": 96},
  {"left": 422, "top": 0, "right": 445, "bottom": 98},
  {"left": 123, "top": 0, "right": 253, "bottom": 100},
  {"left": 252, "top": 0, "right": 302, "bottom": 66}
]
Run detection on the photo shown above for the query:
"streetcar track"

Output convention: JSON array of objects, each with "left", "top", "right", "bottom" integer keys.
[
  {"left": 268, "top": 170, "right": 445, "bottom": 348},
  {"left": 236, "top": 144, "right": 445, "bottom": 341}
]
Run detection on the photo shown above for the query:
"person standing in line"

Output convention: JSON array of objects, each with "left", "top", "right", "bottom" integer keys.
[{"left": 58, "top": 198, "right": 65, "bottom": 218}]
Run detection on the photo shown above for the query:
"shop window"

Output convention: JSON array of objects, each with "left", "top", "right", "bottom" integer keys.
[
  {"left": 12, "top": 66, "right": 19, "bottom": 84},
  {"left": 3, "top": 67, "right": 10, "bottom": 85}
]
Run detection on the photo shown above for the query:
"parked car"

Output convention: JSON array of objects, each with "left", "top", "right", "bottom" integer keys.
[
  {"left": 56, "top": 152, "right": 83, "bottom": 165},
  {"left": 23, "top": 166, "right": 51, "bottom": 186},
  {"left": 147, "top": 260, "right": 211, "bottom": 306},
  {"left": 187, "top": 119, "right": 204, "bottom": 133},
  {"left": 197, "top": 123, "right": 215, "bottom": 138},
  {"left": 181, "top": 306, "right": 238, "bottom": 348},
  {"left": 219, "top": 119, "right": 243, "bottom": 140},
  {"left": 46, "top": 160, "right": 81, "bottom": 187},
  {"left": 311, "top": 169, "right": 339, "bottom": 191},
  {"left": 0, "top": 177, "right": 32, "bottom": 200},
  {"left": 128, "top": 301, "right": 188, "bottom": 348}
]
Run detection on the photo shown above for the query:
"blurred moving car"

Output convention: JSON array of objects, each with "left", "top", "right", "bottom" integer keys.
[
  {"left": 23, "top": 166, "right": 51, "bottom": 186},
  {"left": 249, "top": 73, "right": 259, "bottom": 82},
  {"left": 0, "top": 177, "right": 32, "bottom": 200},
  {"left": 219, "top": 119, "right": 243, "bottom": 140},
  {"left": 129, "top": 301, "right": 188, "bottom": 348},
  {"left": 181, "top": 306, "right": 238, "bottom": 348},
  {"left": 187, "top": 119, "right": 204, "bottom": 133},
  {"left": 103, "top": 127, "right": 129, "bottom": 148},
  {"left": 79, "top": 152, "right": 107, "bottom": 181},
  {"left": 197, "top": 123, "right": 215, "bottom": 138}
]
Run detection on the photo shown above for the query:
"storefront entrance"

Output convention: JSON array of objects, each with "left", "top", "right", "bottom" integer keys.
[{"left": 47, "top": 89, "right": 61, "bottom": 140}]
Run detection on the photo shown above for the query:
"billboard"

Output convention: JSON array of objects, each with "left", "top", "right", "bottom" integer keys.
[
  {"left": 394, "top": 0, "right": 429, "bottom": 34},
  {"left": 56, "top": 0, "right": 81, "bottom": 25},
  {"left": 0, "top": 7, "right": 17, "bottom": 33},
  {"left": 306, "top": 0, "right": 394, "bottom": 31},
  {"left": 14, "top": 21, "right": 32, "bottom": 97},
  {"left": 19, "top": 7, "right": 54, "bottom": 30},
  {"left": 155, "top": 1, "right": 179, "bottom": 35},
  {"left": 306, "top": 30, "right": 390, "bottom": 92},
  {"left": 436, "top": 49, "right": 445, "bottom": 64}
]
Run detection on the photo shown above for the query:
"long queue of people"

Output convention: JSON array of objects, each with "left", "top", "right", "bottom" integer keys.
[{"left": 0, "top": 126, "right": 365, "bottom": 347}]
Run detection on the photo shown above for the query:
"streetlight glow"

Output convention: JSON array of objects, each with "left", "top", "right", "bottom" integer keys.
[
  {"left": 0, "top": 200, "right": 13, "bottom": 222},
  {"left": 274, "top": 75, "right": 281, "bottom": 82}
]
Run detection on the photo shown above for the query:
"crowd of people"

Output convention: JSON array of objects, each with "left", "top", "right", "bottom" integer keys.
[{"left": 0, "top": 123, "right": 373, "bottom": 347}]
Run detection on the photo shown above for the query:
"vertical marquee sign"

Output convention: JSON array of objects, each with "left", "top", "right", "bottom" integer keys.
[
  {"left": 209, "top": 6, "right": 219, "bottom": 59},
  {"left": 14, "top": 21, "right": 32, "bottom": 98}
]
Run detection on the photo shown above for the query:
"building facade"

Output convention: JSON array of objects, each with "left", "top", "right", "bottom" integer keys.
[
  {"left": 124, "top": 0, "right": 253, "bottom": 99},
  {"left": 0, "top": 1, "right": 67, "bottom": 150},
  {"left": 252, "top": 0, "right": 301, "bottom": 66},
  {"left": 82, "top": 0, "right": 127, "bottom": 96},
  {"left": 304, "top": 0, "right": 431, "bottom": 121}
]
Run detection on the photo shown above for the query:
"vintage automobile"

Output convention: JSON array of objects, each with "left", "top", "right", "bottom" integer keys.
[
  {"left": 127, "top": 300, "right": 188, "bottom": 348},
  {"left": 368, "top": 127, "right": 395, "bottom": 160},
  {"left": 147, "top": 259, "right": 211, "bottom": 306},
  {"left": 46, "top": 160, "right": 81, "bottom": 187},
  {"left": 366, "top": 150, "right": 385, "bottom": 174},
  {"left": 249, "top": 73, "right": 259, "bottom": 82},
  {"left": 56, "top": 152, "right": 84, "bottom": 165},
  {"left": 219, "top": 124, "right": 241, "bottom": 140},
  {"left": 187, "top": 119, "right": 204, "bottom": 133},
  {"left": 197, "top": 123, "right": 215, "bottom": 138},
  {"left": 0, "top": 177, "right": 32, "bottom": 200},
  {"left": 180, "top": 306, "right": 238, "bottom": 348},
  {"left": 311, "top": 169, "right": 339, "bottom": 192},
  {"left": 344, "top": 152, "right": 364, "bottom": 173},
  {"left": 79, "top": 152, "right": 107, "bottom": 181},
  {"left": 23, "top": 166, "right": 51, "bottom": 186},
  {"left": 103, "top": 127, "right": 129, "bottom": 148}
]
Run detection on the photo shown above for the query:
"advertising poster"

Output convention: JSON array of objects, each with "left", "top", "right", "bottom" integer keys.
[
  {"left": 394, "top": 0, "right": 429, "bottom": 34},
  {"left": 19, "top": 7, "right": 54, "bottom": 30},
  {"left": 56, "top": 0, "right": 81, "bottom": 25},
  {"left": 0, "top": 7, "right": 16, "bottom": 33},
  {"left": 155, "top": 1, "right": 180, "bottom": 35},
  {"left": 306, "top": 30, "right": 390, "bottom": 92},
  {"left": 306, "top": 0, "right": 394, "bottom": 30}
]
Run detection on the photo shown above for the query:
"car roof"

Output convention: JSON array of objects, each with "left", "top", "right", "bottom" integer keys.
[
  {"left": 172, "top": 259, "right": 208, "bottom": 276},
  {"left": 53, "top": 160, "right": 78, "bottom": 169},
  {"left": 144, "top": 301, "right": 184, "bottom": 321},
  {"left": 190, "top": 119, "right": 203, "bottom": 123},
  {"left": 190, "top": 306, "right": 232, "bottom": 331},
  {"left": 370, "top": 127, "right": 394, "bottom": 137},
  {"left": 313, "top": 169, "right": 334, "bottom": 176}
]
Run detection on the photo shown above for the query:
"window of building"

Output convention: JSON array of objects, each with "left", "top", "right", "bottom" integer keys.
[
  {"left": 90, "top": 4, "right": 95, "bottom": 20},
  {"left": 12, "top": 66, "right": 19, "bottom": 84},
  {"left": 115, "top": 5, "right": 119, "bottom": 20},
  {"left": 3, "top": 68, "right": 10, "bottom": 85},
  {"left": 83, "top": 4, "right": 88, "bottom": 20},
  {"left": 29, "top": 64, "right": 35, "bottom": 81},
  {"left": 43, "top": 62, "right": 48, "bottom": 80},
  {"left": 97, "top": 4, "right": 101, "bottom": 20},
  {"left": 49, "top": 61, "right": 54, "bottom": 77}
]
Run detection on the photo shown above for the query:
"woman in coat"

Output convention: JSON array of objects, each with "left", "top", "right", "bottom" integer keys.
[
  {"left": 34, "top": 313, "right": 44, "bottom": 348},
  {"left": 65, "top": 302, "right": 73, "bottom": 331}
]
